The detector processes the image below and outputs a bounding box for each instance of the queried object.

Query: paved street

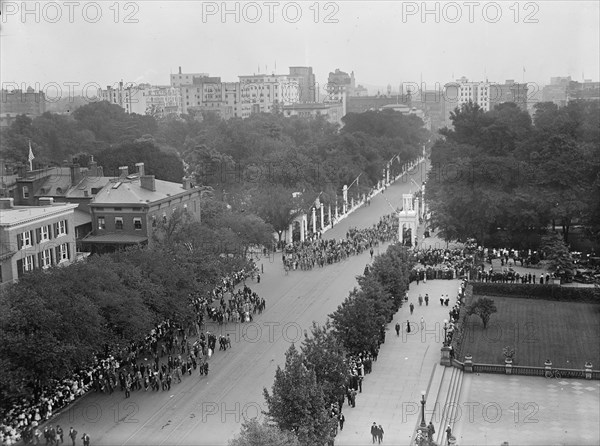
[45,162,429,445]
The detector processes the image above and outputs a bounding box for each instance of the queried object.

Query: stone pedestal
[441,346,452,366]
[505,358,513,374]
[464,355,473,373]
[585,362,593,379]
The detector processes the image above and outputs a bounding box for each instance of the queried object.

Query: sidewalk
[335,278,460,445]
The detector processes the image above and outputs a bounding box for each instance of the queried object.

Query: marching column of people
[282,214,399,272]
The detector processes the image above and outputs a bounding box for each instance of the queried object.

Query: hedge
[471,282,599,303]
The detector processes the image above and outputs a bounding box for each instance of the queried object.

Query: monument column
[300,216,305,241]
[320,204,324,231]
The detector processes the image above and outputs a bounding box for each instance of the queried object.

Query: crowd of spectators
[0,266,263,446]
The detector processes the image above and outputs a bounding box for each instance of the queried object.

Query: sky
[1,0,599,97]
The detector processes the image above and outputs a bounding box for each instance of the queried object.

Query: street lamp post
[443,319,448,346]
[420,390,427,428]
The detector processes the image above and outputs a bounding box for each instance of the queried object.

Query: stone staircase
[411,362,464,445]
[433,365,464,445]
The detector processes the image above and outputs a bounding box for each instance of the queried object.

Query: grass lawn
[458,294,600,368]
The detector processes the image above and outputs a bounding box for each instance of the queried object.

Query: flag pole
[28,140,34,171]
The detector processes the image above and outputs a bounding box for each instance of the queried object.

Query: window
[40,225,49,241]
[98,217,106,230]
[133,218,142,230]
[21,230,33,249]
[115,217,123,230]
[40,249,52,269]
[55,220,67,237]
[24,255,35,272]
[22,186,29,199]
[152,215,157,228]
[57,244,69,263]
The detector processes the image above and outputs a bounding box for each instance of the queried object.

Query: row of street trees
[1,103,428,235]
[0,199,275,411]
[426,100,600,249]
[230,244,413,446]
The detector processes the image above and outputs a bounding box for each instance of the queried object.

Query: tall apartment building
[327,69,356,98]
[99,82,182,117]
[443,77,528,125]
[173,66,315,119]
[0,197,78,286]
[238,73,301,114]
[0,87,47,128]
[170,68,210,87]
[289,67,317,103]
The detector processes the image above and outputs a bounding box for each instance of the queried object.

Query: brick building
[0,198,78,286]
[82,163,201,254]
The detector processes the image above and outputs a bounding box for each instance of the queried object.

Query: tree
[0,268,106,407]
[465,297,497,329]
[229,419,301,446]
[301,322,348,407]
[263,345,335,446]
[541,232,574,278]
[329,293,381,354]
[95,140,184,182]
[219,212,275,256]
[252,186,302,241]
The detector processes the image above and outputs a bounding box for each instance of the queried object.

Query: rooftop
[92,177,194,205]
[0,203,78,227]
[81,233,148,244]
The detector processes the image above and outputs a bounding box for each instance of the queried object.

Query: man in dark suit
[68,428,77,446]
[81,433,90,446]
[370,422,378,443]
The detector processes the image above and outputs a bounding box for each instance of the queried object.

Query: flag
[28,141,35,170]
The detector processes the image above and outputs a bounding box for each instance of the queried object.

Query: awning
[81,233,148,244]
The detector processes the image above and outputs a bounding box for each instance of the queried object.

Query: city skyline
[1,1,599,97]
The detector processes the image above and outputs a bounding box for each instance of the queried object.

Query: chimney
[96,166,104,177]
[70,163,82,185]
[89,157,98,176]
[179,66,182,74]
[140,175,156,191]
[17,164,27,178]
[135,162,145,177]
[39,197,54,206]
[119,166,129,178]
[0,198,14,209]
[182,177,192,190]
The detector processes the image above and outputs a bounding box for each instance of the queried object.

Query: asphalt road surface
[47,161,429,446]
